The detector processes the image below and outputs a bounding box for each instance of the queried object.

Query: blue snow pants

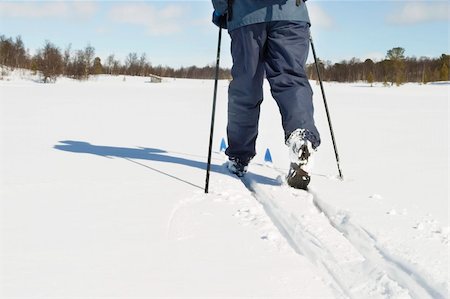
[226,21,321,162]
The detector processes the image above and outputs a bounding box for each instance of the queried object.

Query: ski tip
[264,148,273,163]
[220,138,227,152]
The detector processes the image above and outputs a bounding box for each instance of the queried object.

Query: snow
[0,69,448,298]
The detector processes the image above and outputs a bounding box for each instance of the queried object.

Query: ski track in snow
[240,168,447,299]
[310,189,448,299]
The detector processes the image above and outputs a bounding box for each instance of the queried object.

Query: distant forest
[1,34,449,85]
[308,50,449,86]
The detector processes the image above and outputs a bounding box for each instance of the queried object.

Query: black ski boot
[286,129,314,190]
[227,157,251,177]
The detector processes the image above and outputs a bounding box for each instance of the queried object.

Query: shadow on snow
[54,140,279,189]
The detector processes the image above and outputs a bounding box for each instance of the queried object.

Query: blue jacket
[212,0,311,31]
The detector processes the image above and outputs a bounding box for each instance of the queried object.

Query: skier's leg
[264,21,320,148]
[226,24,267,162]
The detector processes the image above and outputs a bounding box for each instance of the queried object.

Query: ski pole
[309,34,344,180]
[205,25,223,194]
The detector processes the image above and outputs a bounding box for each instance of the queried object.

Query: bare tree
[0,35,14,68]
[63,44,72,76]
[139,53,148,76]
[105,54,115,75]
[71,50,88,79]
[125,52,139,75]
[13,36,28,68]
[34,41,63,83]
[84,44,95,76]
[112,59,122,75]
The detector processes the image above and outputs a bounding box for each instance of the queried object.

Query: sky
[0,0,448,68]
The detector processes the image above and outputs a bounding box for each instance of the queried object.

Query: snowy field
[0,70,448,298]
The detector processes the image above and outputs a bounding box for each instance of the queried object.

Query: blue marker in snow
[264,148,273,163]
[220,138,227,152]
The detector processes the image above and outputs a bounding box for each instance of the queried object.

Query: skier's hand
[212,11,228,29]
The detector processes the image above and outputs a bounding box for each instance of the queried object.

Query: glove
[212,11,228,29]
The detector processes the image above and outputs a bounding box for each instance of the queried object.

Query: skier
[212,0,321,189]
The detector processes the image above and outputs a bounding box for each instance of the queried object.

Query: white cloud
[0,2,67,18]
[108,4,184,36]
[0,2,98,19]
[72,2,98,18]
[308,4,334,29]
[387,2,449,25]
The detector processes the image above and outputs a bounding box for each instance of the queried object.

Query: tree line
[0,35,231,82]
[308,48,449,86]
[1,35,448,85]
